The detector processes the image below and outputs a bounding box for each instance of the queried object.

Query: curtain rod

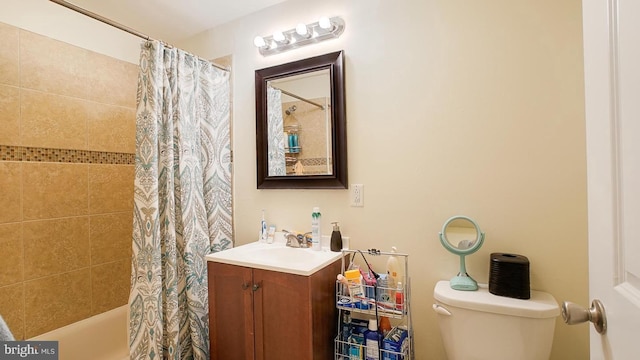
[48,0,229,72]
[272,86,325,110]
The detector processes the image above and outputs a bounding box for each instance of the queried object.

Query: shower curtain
[129,40,232,360]
[267,86,286,176]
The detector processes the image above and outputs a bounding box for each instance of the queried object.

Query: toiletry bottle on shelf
[378,316,392,337]
[386,246,402,290]
[340,310,351,357]
[288,133,294,153]
[260,209,267,242]
[364,319,381,360]
[395,282,404,311]
[330,222,343,252]
[311,207,321,251]
[284,131,290,153]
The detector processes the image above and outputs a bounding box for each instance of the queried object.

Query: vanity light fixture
[253,36,266,48]
[295,23,310,37]
[254,16,345,56]
[272,30,287,43]
[318,16,332,30]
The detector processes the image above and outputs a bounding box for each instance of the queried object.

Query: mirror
[442,218,481,251]
[255,51,346,189]
[439,215,485,291]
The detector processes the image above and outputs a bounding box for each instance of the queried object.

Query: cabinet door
[253,269,312,360]
[208,262,254,360]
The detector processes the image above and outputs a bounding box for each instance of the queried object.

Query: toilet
[433,280,560,360]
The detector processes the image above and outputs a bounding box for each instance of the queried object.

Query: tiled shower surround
[0,21,138,339]
[282,98,331,175]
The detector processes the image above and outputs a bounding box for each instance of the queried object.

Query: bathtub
[30,305,128,360]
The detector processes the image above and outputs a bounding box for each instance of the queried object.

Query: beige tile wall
[283,98,330,175]
[0,21,137,339]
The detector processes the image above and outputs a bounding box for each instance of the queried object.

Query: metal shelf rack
[334,249,413,360]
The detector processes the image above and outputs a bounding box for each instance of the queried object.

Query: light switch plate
[351,184,364,207]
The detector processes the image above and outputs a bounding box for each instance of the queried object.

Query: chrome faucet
[284,231,312,248]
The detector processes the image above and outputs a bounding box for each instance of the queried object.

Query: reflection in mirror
[266,69,332,176]
[256,51,346,189]
[444,218,479,250]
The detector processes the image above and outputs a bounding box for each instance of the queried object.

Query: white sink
[205,236,344,276]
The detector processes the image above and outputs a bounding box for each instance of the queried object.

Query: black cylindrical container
[489,253,530,299]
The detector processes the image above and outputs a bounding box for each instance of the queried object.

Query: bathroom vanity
[206,240,343,360]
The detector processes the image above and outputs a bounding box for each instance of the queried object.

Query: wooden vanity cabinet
[208,258,341,360]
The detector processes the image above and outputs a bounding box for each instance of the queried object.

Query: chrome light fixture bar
[254,16,345,56]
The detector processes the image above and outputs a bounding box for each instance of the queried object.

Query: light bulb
[318,16,332,30]
[273,31,285,42]
[253,36,266,48]
[296,23,308,36]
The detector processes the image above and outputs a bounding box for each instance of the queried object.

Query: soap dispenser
[330,222,343,252]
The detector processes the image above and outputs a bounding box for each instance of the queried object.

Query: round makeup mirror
[439,215,485,291]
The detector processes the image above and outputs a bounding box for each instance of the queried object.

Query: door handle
[561,299,607,334]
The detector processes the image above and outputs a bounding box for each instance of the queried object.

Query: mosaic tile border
[300,158,328,166]
[0,145,134,165]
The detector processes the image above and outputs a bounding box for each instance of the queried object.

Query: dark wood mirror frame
[255,50,347,189]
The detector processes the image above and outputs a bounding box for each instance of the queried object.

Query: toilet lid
[433,280,560,319]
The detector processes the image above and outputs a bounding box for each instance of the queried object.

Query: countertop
[205,234,344,276]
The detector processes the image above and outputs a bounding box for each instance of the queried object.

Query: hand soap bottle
[330,222,343,252]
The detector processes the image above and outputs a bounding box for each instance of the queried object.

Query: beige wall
[0,22,137,339]
[182,0,589,358]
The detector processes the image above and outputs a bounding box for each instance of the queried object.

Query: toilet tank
[433,280,560,360]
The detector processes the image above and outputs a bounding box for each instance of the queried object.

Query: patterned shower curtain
[267,86,286,176]
[129,40,232,360]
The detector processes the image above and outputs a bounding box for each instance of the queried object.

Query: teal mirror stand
[450,254,478,291]
[439,215,485,291]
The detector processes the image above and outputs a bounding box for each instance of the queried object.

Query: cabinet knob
[241,282,250,290]
[252,283,261,291]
